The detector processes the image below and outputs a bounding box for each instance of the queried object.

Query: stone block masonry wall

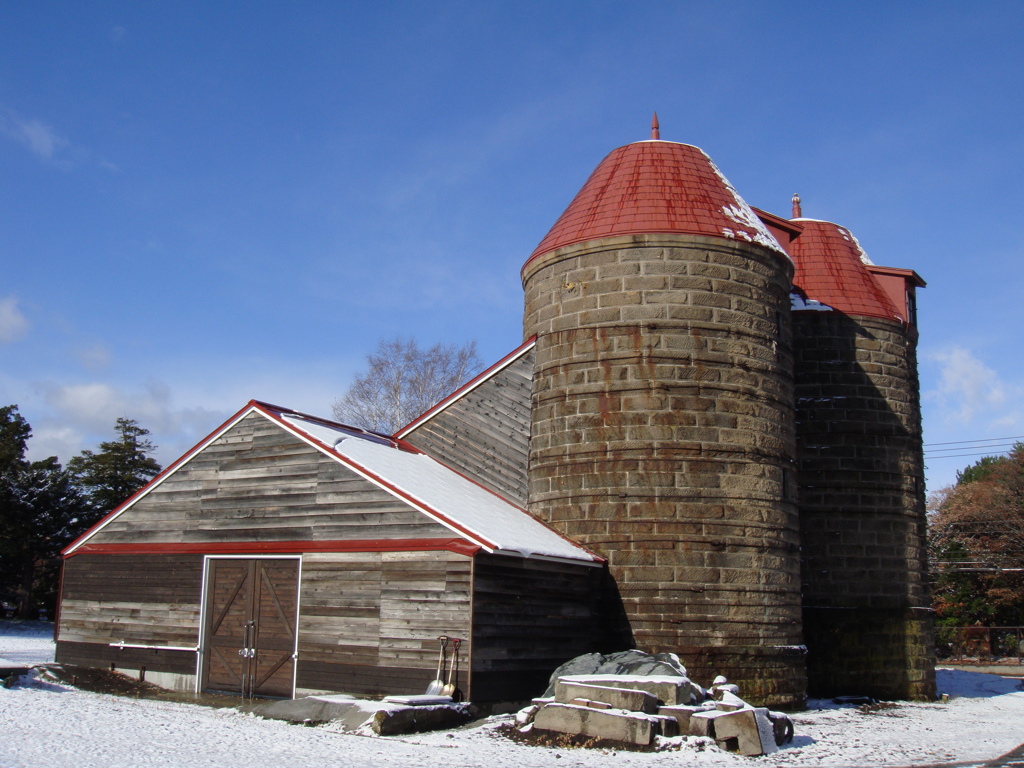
[794,312,935,700]
[522,234,806,708]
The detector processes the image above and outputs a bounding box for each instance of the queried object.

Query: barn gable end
[398,339,534,507]
[74,410,454,550]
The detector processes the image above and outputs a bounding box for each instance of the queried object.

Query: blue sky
[2,1,1022,493]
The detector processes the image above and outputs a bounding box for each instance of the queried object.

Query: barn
[55,394,603,703]
[57,124,935,707]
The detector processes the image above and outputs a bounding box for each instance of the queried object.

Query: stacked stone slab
[790,219,935,700]
[522,140,805,707]
[523,673,782,755]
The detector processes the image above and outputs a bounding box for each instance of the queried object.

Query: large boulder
[542,650,687,697]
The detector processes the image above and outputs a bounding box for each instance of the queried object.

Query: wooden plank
[402,351,533,506]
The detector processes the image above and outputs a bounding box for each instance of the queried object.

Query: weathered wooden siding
[402,350,533,507]
[89,412,452,545]
[56,554,203,675]
[470,553,601,702]
[295,551,472,697]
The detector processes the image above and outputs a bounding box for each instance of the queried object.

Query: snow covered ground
[2,620,1022,768]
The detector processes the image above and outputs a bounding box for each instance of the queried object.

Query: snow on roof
[792,217,873,264]
[524,140,787,270]
[272,408,600,565]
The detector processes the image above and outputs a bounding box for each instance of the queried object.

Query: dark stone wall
[522,234,805,708]
[793,311,935,700]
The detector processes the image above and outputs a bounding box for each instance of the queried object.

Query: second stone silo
[789,215,935,700]
[522,137,805,707]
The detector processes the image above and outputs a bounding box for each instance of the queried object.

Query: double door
[202,558,299,698]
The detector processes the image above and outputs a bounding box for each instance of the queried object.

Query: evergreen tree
[0,405,91,618]
[68,417,162,518]
[0,405,31,471]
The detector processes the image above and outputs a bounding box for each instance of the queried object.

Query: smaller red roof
[790,219,901,320]
[524,141,785,271]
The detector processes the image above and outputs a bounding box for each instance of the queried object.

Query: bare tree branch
[332,338,482,434]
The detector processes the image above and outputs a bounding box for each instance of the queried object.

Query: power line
[925,450,1016,460]
[927,442,1020,455]
[924,435,1024,447]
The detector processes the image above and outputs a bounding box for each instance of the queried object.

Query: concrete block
[711,707,778,756]
[533,703,660,746]
[658,704,702,731]
[516,705,540,727]
[569,697,613,710]
[711,683,740,698]
[689,709,731,738]
[557,674,692,705]
[715,691,747,711]
[555,681,659,713]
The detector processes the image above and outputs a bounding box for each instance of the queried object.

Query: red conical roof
[790,219,902,320]
[524,141,785,270]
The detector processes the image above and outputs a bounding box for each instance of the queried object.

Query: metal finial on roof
[651,112,660,140]
[792,193,802,218]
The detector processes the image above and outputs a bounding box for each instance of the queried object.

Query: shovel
[441,638,461,698]
[426,635,449,695]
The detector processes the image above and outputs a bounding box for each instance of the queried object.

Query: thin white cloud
[1,110,69,162]
[22,379,229,467]
[925,346,1018,425]
[75,343,113,371]
[7,353,361,469]
[0,296,29,342]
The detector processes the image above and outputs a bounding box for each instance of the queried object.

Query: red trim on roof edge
[66,538,481,559]
[865,265,927,288]
[62,401,260,556]
[394,336,537,439]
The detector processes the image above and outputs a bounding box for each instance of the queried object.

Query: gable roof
[524,140,787,271]
[65,400,600,565]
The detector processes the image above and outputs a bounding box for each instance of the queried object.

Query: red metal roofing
[524,141,784,270]
[790,219,902,320]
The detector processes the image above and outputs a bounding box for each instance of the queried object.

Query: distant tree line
[0,406,161,620]
[929,442,1024,626]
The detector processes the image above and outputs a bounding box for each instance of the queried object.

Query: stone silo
[789,212,934,700]
[521,135,806,707]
